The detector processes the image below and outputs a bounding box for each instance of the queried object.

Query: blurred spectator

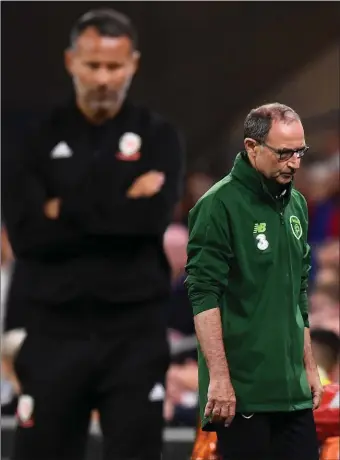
[309,237,339,336]
[186,172,215,204]
[294,114,339,290]
[309,287,339,336]
[313,383,340,460]
[175,172,215,224]
[310,315,340,337]
[164,359,198,426]
[314,268,339,290]
[163,223,199,426]
[311,329,340,384]
[310,285,339,312]
[1,225,14,328]
[307,117,339,200]
[315,239,339,271]
[163,223,189,282]
[1,225,18,414]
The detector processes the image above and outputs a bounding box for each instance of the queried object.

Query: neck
[76,97,122,125]
[246,152,287,197]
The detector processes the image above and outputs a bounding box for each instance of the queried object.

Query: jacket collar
[231,151,292,207]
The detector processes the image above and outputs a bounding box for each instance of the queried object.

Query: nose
[288,153,301,169]
[95,68,111,86]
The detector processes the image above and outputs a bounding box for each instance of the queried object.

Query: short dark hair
[311,328,340,365]
[244,103,300,143]
[70,9,138,50]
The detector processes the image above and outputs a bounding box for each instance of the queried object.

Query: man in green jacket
[186,103,322,460]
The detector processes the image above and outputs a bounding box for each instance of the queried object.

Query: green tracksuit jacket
[186,151,313,430]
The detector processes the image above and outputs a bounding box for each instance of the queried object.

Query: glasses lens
[279,147,307,161]
[279,151,294,161]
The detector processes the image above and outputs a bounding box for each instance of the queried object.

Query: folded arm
[59,122,185,236]
[2,134,80,258]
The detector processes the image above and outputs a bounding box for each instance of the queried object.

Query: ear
[244,138,259,159]
[64,48,74,76]
[131,50,141,75]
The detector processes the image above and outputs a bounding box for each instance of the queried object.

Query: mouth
[280,173,294,179]
[90,89,117,100]
[95,92,110,101]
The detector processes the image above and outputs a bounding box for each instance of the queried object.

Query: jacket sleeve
[1,131,81,259]
[60,122,185,236]
[185,196,232,316]
[299,195,311,328]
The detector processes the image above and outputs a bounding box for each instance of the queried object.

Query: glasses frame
[258,141,309,162]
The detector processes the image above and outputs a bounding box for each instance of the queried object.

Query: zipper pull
[280,212,284,224]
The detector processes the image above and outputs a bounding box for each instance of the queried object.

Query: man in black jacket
[2,9,184,460]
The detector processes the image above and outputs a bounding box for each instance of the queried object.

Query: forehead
[74,27,133,60]
[267,119,305,148]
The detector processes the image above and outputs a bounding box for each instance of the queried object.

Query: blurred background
[1,2,339,459]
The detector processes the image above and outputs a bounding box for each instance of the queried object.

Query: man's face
[245,120,306,184]
[311,341,334,374]
[65,27,139,117]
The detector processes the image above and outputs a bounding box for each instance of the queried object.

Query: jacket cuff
[191,294,219,316]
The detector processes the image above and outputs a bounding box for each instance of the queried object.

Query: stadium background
[1,2,339,459]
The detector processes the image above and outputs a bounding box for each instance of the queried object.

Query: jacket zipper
[261,186,293,409]
[279,201,293,409]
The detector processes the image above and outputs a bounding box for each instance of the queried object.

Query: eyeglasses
[259,141,309,162]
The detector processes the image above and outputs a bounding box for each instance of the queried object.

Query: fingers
[312,384,324,410]
[211,402,222,421]
[313,391,322,410]
[152,172,165,189]
[220,404,229,419]
[126,187,140,198]
[204,399,214,418]
[204,399,236,426]
[44,198,61,219]
[127,171,165,198]
[225,399,236,426]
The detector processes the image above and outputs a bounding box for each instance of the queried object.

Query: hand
[307,369,324,410]
[167,361,198,392]
[127,171,165,198]
[205,376,236,427]
[163,398,175,422]
[44,198,61,219]
[166,368,185,404]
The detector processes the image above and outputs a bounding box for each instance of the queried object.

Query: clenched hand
[307,369,324,410]
[205,376,236,427]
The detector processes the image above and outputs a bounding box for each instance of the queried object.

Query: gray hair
[244,102,300,143]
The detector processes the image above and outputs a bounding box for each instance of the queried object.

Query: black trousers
[12,300,169,460]
[216,410,319,460]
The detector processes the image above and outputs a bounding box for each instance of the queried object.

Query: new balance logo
[253,222,266,234]
[50,142,73,159]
